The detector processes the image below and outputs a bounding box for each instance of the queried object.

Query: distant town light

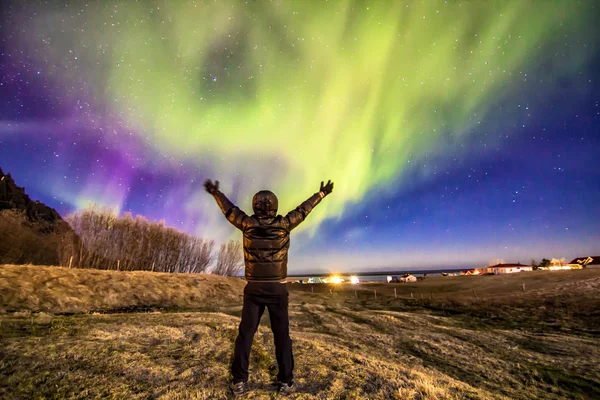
[330,275,343,284]
[386,275,392,283]
[350,276,360,284]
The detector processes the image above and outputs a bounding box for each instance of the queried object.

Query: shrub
[0,209,73,265]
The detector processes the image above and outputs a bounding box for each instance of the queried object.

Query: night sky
[1,1,599,273]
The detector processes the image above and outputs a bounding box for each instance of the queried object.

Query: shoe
[229,380,248,397]
[277,380,294,396]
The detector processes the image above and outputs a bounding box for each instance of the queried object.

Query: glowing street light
[330,275,343,284]
[350,276,360,284]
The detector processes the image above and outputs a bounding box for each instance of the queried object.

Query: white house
[486,263,532,274]
[400,274,417,282]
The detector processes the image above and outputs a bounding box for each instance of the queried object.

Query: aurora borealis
[1,1,599,272]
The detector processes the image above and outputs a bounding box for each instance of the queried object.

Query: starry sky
[1,1,599,273]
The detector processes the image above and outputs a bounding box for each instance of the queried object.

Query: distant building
[460,269,482,276]
[549,258,567,267]
[536,257,585,271]
[486,263,532,274]
[539,258,575,271]
[568,256,600,269]
[400,274,417,282]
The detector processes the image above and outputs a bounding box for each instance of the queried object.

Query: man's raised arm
[204,179,247,230]
[285,180,334,231]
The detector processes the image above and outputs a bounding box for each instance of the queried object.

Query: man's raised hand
[204,179,219,195]
[320,180,334,196]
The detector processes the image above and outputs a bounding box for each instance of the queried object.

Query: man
[204,179,334,397]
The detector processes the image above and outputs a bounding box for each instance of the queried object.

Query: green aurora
[14,0,594,236]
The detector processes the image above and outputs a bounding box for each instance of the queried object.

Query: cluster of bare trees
[62,205,243,275]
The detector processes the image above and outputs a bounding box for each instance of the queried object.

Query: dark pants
[231,285,294,384]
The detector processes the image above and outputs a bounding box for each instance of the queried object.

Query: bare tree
[212,240,244,277]
[2,204,218,273]
[64,205,215,273]
[180,237,215,273]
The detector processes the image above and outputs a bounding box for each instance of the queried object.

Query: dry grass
[0,310,496,399]
[0,265,245,313]
[0,265,599,399]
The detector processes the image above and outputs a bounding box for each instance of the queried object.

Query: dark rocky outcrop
[0,167,62,226]
[0,167,78,265]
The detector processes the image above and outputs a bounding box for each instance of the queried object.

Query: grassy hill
[0,265,245,313]
[1,265,599,399]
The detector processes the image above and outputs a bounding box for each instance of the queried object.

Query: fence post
[522,283,526,292]
[394,288,397,298]
[411,292,413,299]
[151,262,155,272]
[354,290,357,299]
[421,293,424,299]
[68,256,73,269]
[374,290,377,299]
[117,259,120,271]
[329,288,332,295]
[311,285,314,293]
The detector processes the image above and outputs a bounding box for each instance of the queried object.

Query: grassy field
[288,269,600,299]
[1,265,599,399]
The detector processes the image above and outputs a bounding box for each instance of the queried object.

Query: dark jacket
[212,190,323,282]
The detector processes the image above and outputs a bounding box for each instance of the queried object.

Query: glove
[204,179,220,195]
[320,180,334,196]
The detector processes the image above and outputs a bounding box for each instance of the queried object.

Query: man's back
[242,214,292,282]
